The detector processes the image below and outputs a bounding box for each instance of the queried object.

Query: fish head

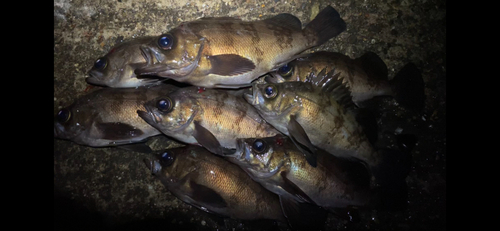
[143,147,196,185]
[137,89,199,135]
[54,103,95,143]
[230,136,287,179]
[267,61,302,84]
[86,37,156,88]
[135,27,205,78]
[245,82,300,123]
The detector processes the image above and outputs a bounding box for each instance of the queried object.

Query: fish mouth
[143,157,162,175]
[265,72,282,84]
[244,82,265,106]
[85,71,106,86]
[137,105,162,125]
[135,38,205,78]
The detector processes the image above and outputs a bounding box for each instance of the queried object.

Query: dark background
[54,0,446,230]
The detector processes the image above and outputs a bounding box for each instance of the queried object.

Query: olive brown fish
[135,6,346,88]
[137,86,279,155]
[144,145,286,221]
[86,36,162,88]
[54,84,178,150]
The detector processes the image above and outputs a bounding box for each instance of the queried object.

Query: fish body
[137,86,279,155]
[135,6,346,88]
[54,84,177,147]
[86,36,161,88]
[144,145,285,221]
[228,135,371,209]
[267,51,425,110]
[245,80,379,169]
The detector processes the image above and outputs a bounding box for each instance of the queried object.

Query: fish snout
[143,158,162,174]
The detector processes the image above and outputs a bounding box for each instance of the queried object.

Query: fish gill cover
[55,0,446,230]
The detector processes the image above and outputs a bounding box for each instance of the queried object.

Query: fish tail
[390,62,425,112]
[304,5,346,47]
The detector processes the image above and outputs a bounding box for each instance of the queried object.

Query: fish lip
[85,71,108,86]
[143,157,162,175]
[137,105,162,125]
[136,38,205,78]
[244,83,262,106]
[227,139,246,159]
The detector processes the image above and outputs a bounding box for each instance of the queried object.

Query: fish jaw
[143,157,162,175]
[137,104,162,126]
[135,38,205,80]
[85,70,108,87]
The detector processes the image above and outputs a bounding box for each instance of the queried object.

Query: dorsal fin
[264,13,302,30]
[354,52,388,81]
[306,68,356,111]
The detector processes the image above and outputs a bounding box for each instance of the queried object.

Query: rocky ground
[54,0,446,230]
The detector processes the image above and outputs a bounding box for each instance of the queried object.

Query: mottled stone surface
[54,0,445,230]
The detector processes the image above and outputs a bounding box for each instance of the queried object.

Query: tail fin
[304,5,346,47]
[390,63,425,112]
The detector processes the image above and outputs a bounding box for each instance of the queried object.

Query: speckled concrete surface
[54,0,446,230]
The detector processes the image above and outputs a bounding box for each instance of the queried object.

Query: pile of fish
[55,5,424,230]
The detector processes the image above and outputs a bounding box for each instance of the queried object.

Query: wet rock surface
[54,0,446,230]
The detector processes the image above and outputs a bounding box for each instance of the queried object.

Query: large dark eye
[277,64,293,77]
[93,57,107,70]
[157,34,174,50]
[156,98,173,113]
[56,108,71,123]
[264,84,277,99]
[252,139,268,154]
[160,151,175,167]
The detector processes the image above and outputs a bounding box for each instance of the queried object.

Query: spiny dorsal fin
[306,68,356,111]
[354,51,388,81]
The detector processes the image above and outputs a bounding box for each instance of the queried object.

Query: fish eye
[252,139,268,154]
[93,57,107,70]
[160,151,175,166]
[157,33,174,50]
[156,98,173,113]
[277,64,293,77]
[263,84,278,99]
[56,108,71,123]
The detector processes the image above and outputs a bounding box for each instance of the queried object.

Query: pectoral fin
[208,54,256,76]
[192,121,224,155]
[188,180,228,208]
[286,115,317,167]
[280,171,314,203]
[95,122,144,140]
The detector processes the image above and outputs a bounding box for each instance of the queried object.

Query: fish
[143,145,286,222]
[137,86,279,155]
[245,80,411,186]
[86,36,164,88]
[227,136,371,212]
[54,84,178,152]
[134,6,346,88]
[267,51,425,111]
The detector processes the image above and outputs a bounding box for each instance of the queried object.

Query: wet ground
[54,0,446,230]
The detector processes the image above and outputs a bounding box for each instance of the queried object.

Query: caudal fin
[304,5,347,47]
[391,63,425,112]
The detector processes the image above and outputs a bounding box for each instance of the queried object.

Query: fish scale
[135,6,347,88]
[138,86,279,152]
[144,145,285,221]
